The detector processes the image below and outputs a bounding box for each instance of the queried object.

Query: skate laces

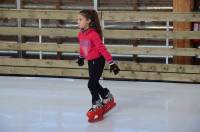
[102,92,113,104]
[89,100,103,111]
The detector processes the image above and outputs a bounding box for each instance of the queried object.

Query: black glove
[76,57,84,66]
[110,63,120,75]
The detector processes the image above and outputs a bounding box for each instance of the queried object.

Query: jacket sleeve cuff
[108,60,114,65]
[79,56,84,59]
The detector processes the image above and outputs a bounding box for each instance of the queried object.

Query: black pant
[88,56,109,105]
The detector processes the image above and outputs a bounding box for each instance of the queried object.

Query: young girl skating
[76,9,120,122]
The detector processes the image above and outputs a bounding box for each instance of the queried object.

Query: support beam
[173,0,194,64]
[55,0,64,60]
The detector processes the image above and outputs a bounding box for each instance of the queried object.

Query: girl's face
[77,14,91,30]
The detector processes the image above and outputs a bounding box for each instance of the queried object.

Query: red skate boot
[87,100,104,122]
[102,92,116,114]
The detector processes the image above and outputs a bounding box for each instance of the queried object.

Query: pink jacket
[78,28,113,63]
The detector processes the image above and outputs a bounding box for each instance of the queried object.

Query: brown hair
[80,9,103,39]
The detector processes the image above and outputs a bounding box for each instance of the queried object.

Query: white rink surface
[0,76,200,132]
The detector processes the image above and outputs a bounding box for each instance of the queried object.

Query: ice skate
[87,100,104,122]
[102,92,116,114]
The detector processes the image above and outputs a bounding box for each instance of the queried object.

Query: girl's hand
[110,63,120,75]
[76,57,84,66]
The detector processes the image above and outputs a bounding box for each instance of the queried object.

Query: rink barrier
[0,58,199,83]
[0,9,200,21]
[0,42,199,56]
[0,27,200,39]
[0,9,200,82]
[0,66,199,82]
[0,58,199,74]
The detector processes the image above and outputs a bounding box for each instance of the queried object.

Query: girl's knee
[88,79,98,88]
